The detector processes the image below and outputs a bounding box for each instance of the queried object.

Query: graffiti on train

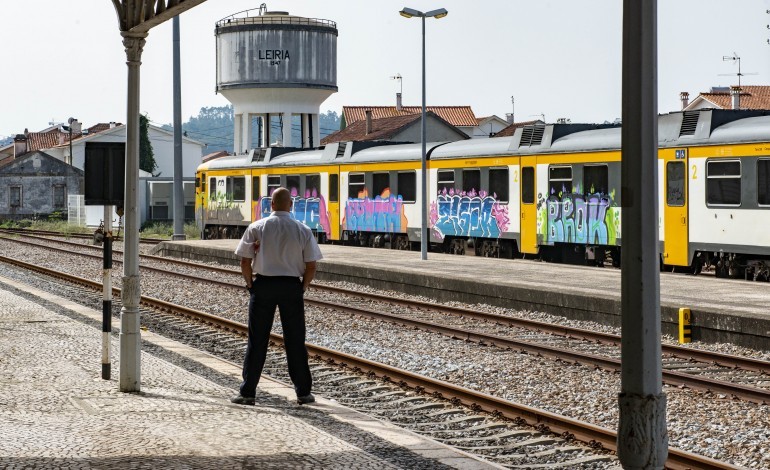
[430,188,510,239]
[257,187,331,235]
[343,190,408,232]
[538,187,619,245]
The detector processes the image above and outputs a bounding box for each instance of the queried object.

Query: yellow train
[196,109,770,280]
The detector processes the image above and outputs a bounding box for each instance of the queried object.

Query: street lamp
[399,6,447,261]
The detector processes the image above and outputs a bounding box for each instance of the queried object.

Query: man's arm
[302,261,317,292]
[241,257,254,288]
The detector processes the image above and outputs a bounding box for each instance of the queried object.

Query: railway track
[0,227,164,245]
[0,254,736,470]
[3,232,769,405]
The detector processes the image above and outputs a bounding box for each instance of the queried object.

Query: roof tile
[343,106,478,127]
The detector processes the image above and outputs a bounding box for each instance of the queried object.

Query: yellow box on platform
[678,308,692,344]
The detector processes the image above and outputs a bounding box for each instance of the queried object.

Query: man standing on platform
[231,187,323,405]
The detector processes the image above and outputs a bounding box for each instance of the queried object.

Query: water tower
[216,5,338,153]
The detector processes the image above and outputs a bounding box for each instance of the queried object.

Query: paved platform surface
[155,240,770,350]
[0,275,500,469]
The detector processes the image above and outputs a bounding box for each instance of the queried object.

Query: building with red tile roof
[321,111,468,145]
[493,119,545,137]
[682,86,770,111]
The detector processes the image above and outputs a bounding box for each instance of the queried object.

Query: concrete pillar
[234,114,242,154]
[282,112,292,147]
[119,30,147,393]
[618,0,667,468]
[311,114,320,149]
[301,113,310,148]
[245,113,253,152]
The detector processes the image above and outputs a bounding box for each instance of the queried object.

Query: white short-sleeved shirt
[234,211,323,277]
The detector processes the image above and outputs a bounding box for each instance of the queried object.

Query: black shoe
[230,395,255,405]
[297,393,315,405]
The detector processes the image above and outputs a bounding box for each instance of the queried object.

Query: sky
[2,0,770,140]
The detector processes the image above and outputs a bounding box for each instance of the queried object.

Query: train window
[306,174,321,198]
[252,176,260,200]
[522,167,535,204]
[286,175,300,195]
[706,160,741,206]
[549,166,572,196]
[666,162,685,206]
[372,173,390,198]
[208,177,216,200]
[195,177,200,189]
[758,159,770,206]
[201,174,206,194]
[489,168,509,203]
[229,177,246,202]
[398,171,416,202]
[463,169,481,194]
[267,175,281,196]
[437,170,454,193]
[583,165,608,195]
[349,173,365,199]
[329,174,339,202]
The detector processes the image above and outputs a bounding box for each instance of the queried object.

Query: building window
[252,176,260,201]
[329,174,339,202]
[10,186,21,207]
[372,172,389,198]
[549,166,572,196]
[706,160,741,206]
[489,168,509,202]
[583,165,608,195]
[306,174,321,198]
[348,173,365,199]
[758,159,770,206]
[397,171,416,202]
[267,175,281,196]
[437,170,454,193]
[666,161,685,206]
[53,185,66,208]
[521,167,535,204]
[462,169,480,194]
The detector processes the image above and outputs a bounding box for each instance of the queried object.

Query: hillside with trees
[167,105,341,155]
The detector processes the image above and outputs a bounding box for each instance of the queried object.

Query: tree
[140,114,158,175]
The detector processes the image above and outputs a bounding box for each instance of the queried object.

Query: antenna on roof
[719,53,757,87]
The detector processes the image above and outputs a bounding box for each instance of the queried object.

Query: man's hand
[254,240,261,253]
[240,257,253,289]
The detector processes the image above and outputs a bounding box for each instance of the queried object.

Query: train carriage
[195,109,770,280]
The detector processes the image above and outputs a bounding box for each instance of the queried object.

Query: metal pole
[420,15,428,261]
[102,205,112,380]
[618,0,667,468]
[119,31,147,392]
[172,16,186,241]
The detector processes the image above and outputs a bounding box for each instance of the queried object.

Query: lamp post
[399,6,448,261]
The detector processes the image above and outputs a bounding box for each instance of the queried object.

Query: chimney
[730,86,741,110]
[109,121,116,128]
[13,134,27,157]
[680,91,689,110]
[365,110,373,135]
[396,93,403,112]
[505,113,514,124]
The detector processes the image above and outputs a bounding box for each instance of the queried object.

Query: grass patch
[139,222,200,240]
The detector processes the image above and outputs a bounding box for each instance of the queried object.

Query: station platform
[155,240,770,350]
[0,275,499,469]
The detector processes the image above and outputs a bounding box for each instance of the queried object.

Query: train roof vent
[252,148,268,162]
[335,142,347,158]
[679,111,700,137]
[519,125,545,147]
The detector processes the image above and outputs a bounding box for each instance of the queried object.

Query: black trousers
[239,275,312,398]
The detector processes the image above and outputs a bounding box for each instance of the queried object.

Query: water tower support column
[301,114,310,148]
[244,113,254,152]
[234,114,243,154]
[282,112,293,147]
[311,114,320,148]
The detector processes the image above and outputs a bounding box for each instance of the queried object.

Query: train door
[327,170,340,240]
[520,157,538,254]
[663,149,689,266]
[207,175,218,220]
